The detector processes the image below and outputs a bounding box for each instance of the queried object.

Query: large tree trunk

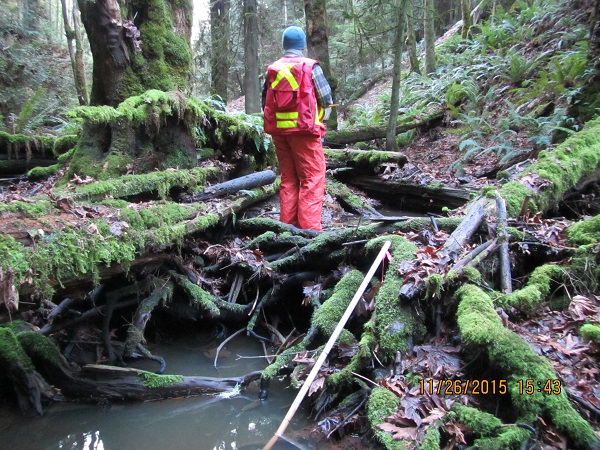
[77,0,192,107]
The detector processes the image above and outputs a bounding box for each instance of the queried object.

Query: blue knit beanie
[282,26,306,50]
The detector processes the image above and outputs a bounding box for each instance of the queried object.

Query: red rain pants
[272,134,325,231]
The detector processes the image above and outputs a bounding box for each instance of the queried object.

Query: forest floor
[226,86,600,448]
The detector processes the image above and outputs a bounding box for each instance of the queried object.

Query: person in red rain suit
[262,26,333,231]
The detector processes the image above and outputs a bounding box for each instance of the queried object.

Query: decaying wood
[324,108,444,146]
[495,192,512,294]
[341,173,475,212]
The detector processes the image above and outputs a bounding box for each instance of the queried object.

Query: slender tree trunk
[461,0,472,39]
[72,2,89,105]
[591,0,600,67]
[244,0,260,113]
[424,0,437,74]
[61,0,88,106]
[386,0,408,152]
[211,0,231,102]
[406,0,420,74]
[304,0,338,130]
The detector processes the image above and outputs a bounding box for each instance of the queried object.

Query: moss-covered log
[324,108,444,146]
[455,284,596,449]
[0,328,262,407]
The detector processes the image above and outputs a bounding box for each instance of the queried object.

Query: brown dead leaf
[376,422,418,441]
[443,421,467,444]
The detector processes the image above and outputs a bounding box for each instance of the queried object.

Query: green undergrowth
[455,284,596,448]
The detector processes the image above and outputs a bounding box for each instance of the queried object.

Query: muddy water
[0,331,313,450]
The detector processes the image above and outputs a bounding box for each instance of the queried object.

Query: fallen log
[324,148,407,171]
[338,172,474,212]
[324,108,444,146]
[185,169,277,202]
[7,328,263,407]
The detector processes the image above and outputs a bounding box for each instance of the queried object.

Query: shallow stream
[0,331,312,450]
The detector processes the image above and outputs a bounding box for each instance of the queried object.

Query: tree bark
[406,0,421,75]
[460,0,471,39]
[305,0,338,130]
[61,0,88,106]
[424,0,437,74]
[211,0,231,102]
[244,0,260,113]
[77,0,192,107]
[385,0,408,152]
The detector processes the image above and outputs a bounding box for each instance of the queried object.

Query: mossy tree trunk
[77,0,192,107]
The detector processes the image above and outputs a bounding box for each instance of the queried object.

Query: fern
[16,88,46,134]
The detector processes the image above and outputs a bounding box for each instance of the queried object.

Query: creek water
[0,330,313,450]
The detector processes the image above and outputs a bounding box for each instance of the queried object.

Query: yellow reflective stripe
[276,120,298,128]
[276,112,299,119]
[315,105,324,127]
[271,63,299,90]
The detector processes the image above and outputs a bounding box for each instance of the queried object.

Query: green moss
[62,167,215,201]
[27,164,62,180]
[499,181,537,218]
[420,426,441,450]
[311,270,364,339]
[369,236,419,359]
[566,214,600,246]
[53,134,78,156]
[580,323,600,344]
[425,273,444,299]
[18,331,64,369]
[455,284,596,448]
[367,387,404,449]
[170,272,220,317]
[262,343,303,380]
[499,117,600,217]
[499,264,564,314]
[138,370,184,388]
[450,404,502,436]
[0,199,52,216]
[0,328,35,370]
